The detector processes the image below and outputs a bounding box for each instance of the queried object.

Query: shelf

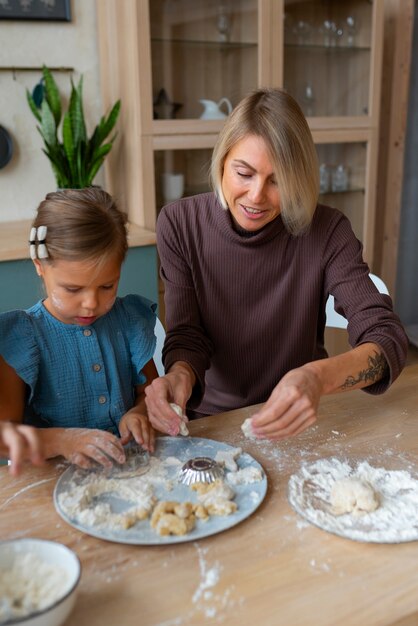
[151,38,257,50]
[0,220,156,263]
[284,43,371,53]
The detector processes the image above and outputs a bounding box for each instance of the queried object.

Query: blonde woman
[145,88,407,440]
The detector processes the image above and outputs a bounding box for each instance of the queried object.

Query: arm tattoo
[340,351,389,390]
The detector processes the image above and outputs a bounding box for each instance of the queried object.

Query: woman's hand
[119,410,155,453]
[250,365,322,440]
[0,422,44,476]
[42,428,126,470]
[145,362,195,435]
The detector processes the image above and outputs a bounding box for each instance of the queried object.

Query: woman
[145,88,408,441]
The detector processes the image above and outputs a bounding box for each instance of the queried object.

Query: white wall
[0,0,104,223]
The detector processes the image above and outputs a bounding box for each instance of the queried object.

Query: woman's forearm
[303,342,388,396]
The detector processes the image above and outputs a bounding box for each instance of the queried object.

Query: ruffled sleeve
[119,295,157,385]
[0,310,40,402]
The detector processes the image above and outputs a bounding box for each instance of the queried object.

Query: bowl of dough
[0,538,81,626]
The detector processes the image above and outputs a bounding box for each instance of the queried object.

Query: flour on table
[0,553,69,621]
[330,477,379,516]
[288,457,418,542]
[170,403,189,436]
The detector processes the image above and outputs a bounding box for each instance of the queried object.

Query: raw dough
[214,447,242,472]
[330,477,380,516]
[150,500,196,536]
[241,418,256,439]
[191,479,237,516]
[226,466,264,486]
[170,403,189,436]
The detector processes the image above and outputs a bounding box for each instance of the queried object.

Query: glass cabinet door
[316,141,367,243]
[149,0,258,120]
[283,0,373,117]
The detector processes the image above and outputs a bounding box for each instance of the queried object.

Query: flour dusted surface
[288,457,418,542]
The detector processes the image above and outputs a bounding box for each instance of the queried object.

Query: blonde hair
[32,187,128,265]
[210,88,319,235]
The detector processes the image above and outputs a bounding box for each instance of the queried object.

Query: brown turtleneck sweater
[157,192,408,417]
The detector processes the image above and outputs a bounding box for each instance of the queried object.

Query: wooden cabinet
[97,0,383,267]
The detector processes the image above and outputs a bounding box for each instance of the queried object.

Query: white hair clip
[29,225,49,260]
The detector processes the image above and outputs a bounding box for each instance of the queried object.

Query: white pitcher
[199,97,232,120]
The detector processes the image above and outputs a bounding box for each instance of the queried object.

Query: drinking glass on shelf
[319,163,331,194]
[318,20,342,47]
[302,83,315,117]
[292,20,312,46]
[217,3,232,43]
[345,16,358,47]
[331,164,349,192]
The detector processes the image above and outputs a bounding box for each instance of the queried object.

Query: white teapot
[199,97,232,120]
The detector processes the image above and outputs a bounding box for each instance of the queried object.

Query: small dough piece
[215,447,242,472]
[330,477,380,516]
[155,513,196,536]
[192,504,210,521]
[169,402,189,436]
[150,500,196,536]
[191,479,237,517]
[241,417,256,439]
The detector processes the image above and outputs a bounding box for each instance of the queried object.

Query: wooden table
[2,365,418,626]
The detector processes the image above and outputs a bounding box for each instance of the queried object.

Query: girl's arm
[118,359,158,452]
[0,355,26,422]
[0,356,125,469]
[0,422,44,475]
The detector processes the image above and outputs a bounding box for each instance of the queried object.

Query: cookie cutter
[107,441,150,479]
[178,457,224,485]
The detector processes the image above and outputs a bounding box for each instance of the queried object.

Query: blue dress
[0,295,157,434]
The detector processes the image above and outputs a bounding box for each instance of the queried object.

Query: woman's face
[221,134,281,232]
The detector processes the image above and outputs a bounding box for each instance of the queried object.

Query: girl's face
[34,255,122,325]
[221,134,281,232]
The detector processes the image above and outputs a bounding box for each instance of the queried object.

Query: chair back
[325,273,389,329]
[153,317,166,376]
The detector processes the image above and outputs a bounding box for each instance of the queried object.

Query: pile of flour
[288,457,418,542]
[0,553,69,620]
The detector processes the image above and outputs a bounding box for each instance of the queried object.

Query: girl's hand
[55,428,126,470]
[119,411,155,453]
[250,365,322,441]
[145,362,194,435]
[0,422,44,476]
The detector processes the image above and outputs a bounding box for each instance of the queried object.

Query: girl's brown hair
[32,187,128,265]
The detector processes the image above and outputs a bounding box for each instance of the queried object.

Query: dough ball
[330,477,380,516]
[241,417,256,439]
[169,402,189,436]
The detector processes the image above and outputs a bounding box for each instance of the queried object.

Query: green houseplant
[26,65,121,189]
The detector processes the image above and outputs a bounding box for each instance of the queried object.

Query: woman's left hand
[250,365,322,440]
[119,410,155,453]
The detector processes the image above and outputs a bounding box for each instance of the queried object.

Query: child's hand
[0,422,44,476]
[58,428,126,470]
[119,411,155,453]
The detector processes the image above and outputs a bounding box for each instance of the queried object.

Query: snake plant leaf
[26,89,42,123]
[40,99,58,147]
[91,100,121,149]
[86,143,113,186]
[68,76,87,148]
[42,66,62,127]
[62,112,76,182]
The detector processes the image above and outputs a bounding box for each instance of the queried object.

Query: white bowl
[0,538,81,626]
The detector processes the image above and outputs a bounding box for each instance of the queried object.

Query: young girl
[0,187,158,469]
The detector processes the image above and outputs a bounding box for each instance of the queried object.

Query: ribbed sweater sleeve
[157,193,408,415]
